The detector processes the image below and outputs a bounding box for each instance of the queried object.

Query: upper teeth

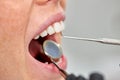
[34,21,65,39]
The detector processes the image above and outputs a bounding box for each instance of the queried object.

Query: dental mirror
[43,40,63,62]
[43,40,68,79]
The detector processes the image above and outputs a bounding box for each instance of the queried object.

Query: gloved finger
[76,75,86,80]
[66,74,76,80]
[89,72,104,80]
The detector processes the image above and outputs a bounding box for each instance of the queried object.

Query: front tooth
[60,21,65,31]
[53,22,62,33]
[40,30,48,37]
[34,35,39,39]
[47,26,55,35]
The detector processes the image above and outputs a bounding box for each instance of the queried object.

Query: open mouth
[29,21,65,64]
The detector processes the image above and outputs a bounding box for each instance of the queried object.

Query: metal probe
[51,60,68,79]
[63,36,120,45]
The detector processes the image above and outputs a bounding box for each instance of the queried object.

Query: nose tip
[60,0,66,10]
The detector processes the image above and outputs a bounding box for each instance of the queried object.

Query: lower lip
[26,51,67,75]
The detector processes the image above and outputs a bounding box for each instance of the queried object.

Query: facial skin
[0,0,66,80]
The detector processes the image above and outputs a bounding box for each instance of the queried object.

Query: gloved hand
[89,73,104,80]
[66,74,86,80]
[66,73,104,80]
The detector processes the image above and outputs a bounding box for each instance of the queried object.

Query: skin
[0,0,66,80]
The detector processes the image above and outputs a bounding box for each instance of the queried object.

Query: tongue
[29,39,43,58]
[29,39,52,63]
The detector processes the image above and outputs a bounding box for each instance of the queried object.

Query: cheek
[0,1,33,38]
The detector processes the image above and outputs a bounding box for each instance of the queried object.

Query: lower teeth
[45,62,49,64]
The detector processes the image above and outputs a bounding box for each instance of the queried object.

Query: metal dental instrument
[43,40,68,79]
[63,36,120,45]
[43,40,63,61]
[42,36,120,79]
[51,60,68,79]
